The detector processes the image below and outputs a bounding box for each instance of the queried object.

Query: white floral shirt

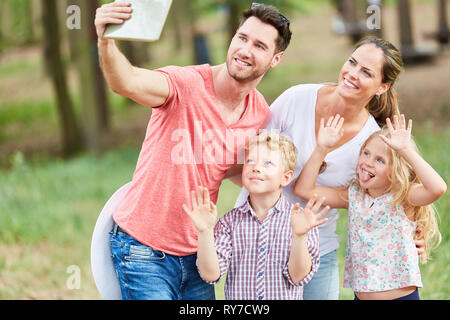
[343,183,423,292]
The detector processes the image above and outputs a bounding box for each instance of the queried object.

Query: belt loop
[111,223,119,235]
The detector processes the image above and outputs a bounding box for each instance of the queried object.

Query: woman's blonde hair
[246,133,298,172]
[355,128,442,263]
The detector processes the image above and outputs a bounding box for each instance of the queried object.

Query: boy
[183,133,329,299]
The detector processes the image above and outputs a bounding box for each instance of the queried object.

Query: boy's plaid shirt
[208,195,320,300]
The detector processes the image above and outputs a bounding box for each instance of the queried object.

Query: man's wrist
[98,37,114,48]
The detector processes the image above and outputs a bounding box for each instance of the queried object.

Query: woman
[233,37,423,299]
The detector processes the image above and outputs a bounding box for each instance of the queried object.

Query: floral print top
[343,183,423,292]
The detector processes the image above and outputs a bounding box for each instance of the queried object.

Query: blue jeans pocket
[125,244,166,262]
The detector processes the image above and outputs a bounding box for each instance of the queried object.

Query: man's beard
[226,57,272,83]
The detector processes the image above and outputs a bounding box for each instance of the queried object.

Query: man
[95,1,292,300]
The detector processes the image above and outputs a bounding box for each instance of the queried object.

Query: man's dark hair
[239,3,292,53]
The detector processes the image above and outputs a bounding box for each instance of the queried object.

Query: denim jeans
[109,225,215,300]
[302,250,340,300]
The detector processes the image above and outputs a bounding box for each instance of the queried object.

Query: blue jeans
[303,250,340,300]
[109,225,215,300]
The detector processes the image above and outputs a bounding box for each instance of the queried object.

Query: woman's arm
[294,115,349,209]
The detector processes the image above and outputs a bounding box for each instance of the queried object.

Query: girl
[294,114,446,300]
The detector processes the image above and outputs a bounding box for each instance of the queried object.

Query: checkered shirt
[210,195,320,300]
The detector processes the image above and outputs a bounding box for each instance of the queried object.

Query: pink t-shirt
[113,64,270,256]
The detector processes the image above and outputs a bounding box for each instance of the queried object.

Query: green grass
[0,124,447,299]
[0,55,41,79]
[0,148,139,245]
[0,99,55,127]
[0,147,140,299]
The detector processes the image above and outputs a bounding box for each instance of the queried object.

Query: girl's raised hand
[380,114,413,153]
[318,115,345,151]
[183,186,218,233]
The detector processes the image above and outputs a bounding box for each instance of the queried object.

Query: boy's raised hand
[318,115,345,151]
[379,114,413,154]
[291,195,329,237]
[183,186,218,233]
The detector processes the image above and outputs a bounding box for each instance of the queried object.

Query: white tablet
[104,0,173,42]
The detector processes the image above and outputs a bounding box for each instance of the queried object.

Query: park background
[0,0,448,299]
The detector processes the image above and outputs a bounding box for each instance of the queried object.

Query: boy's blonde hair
[355,128,442,263]
[245,133,298,172]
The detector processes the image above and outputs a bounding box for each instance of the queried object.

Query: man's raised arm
[95,1,169,108]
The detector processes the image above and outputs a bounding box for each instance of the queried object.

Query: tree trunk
[30,0,43,43]
[185,0,211,65]
[71,0,110,152]
[398,0,414,51]
[25,0,35,44]
[437,0,449,44]
[66,0,79,62]
[0,0,11,51]
[41,0,82,157]
[227,1,243,46]
[170,0,183,51]
[342,0,364,43]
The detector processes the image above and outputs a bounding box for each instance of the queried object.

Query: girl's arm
[182,187,220,282]
[380,115,447,207]
[294,115,349,209]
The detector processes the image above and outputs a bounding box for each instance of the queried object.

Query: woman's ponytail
[367,87,401,127]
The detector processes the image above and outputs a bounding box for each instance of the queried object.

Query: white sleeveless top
[235,84,380,256]
[344,183,422,292]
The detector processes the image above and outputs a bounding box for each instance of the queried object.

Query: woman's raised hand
[317,114,345,151]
